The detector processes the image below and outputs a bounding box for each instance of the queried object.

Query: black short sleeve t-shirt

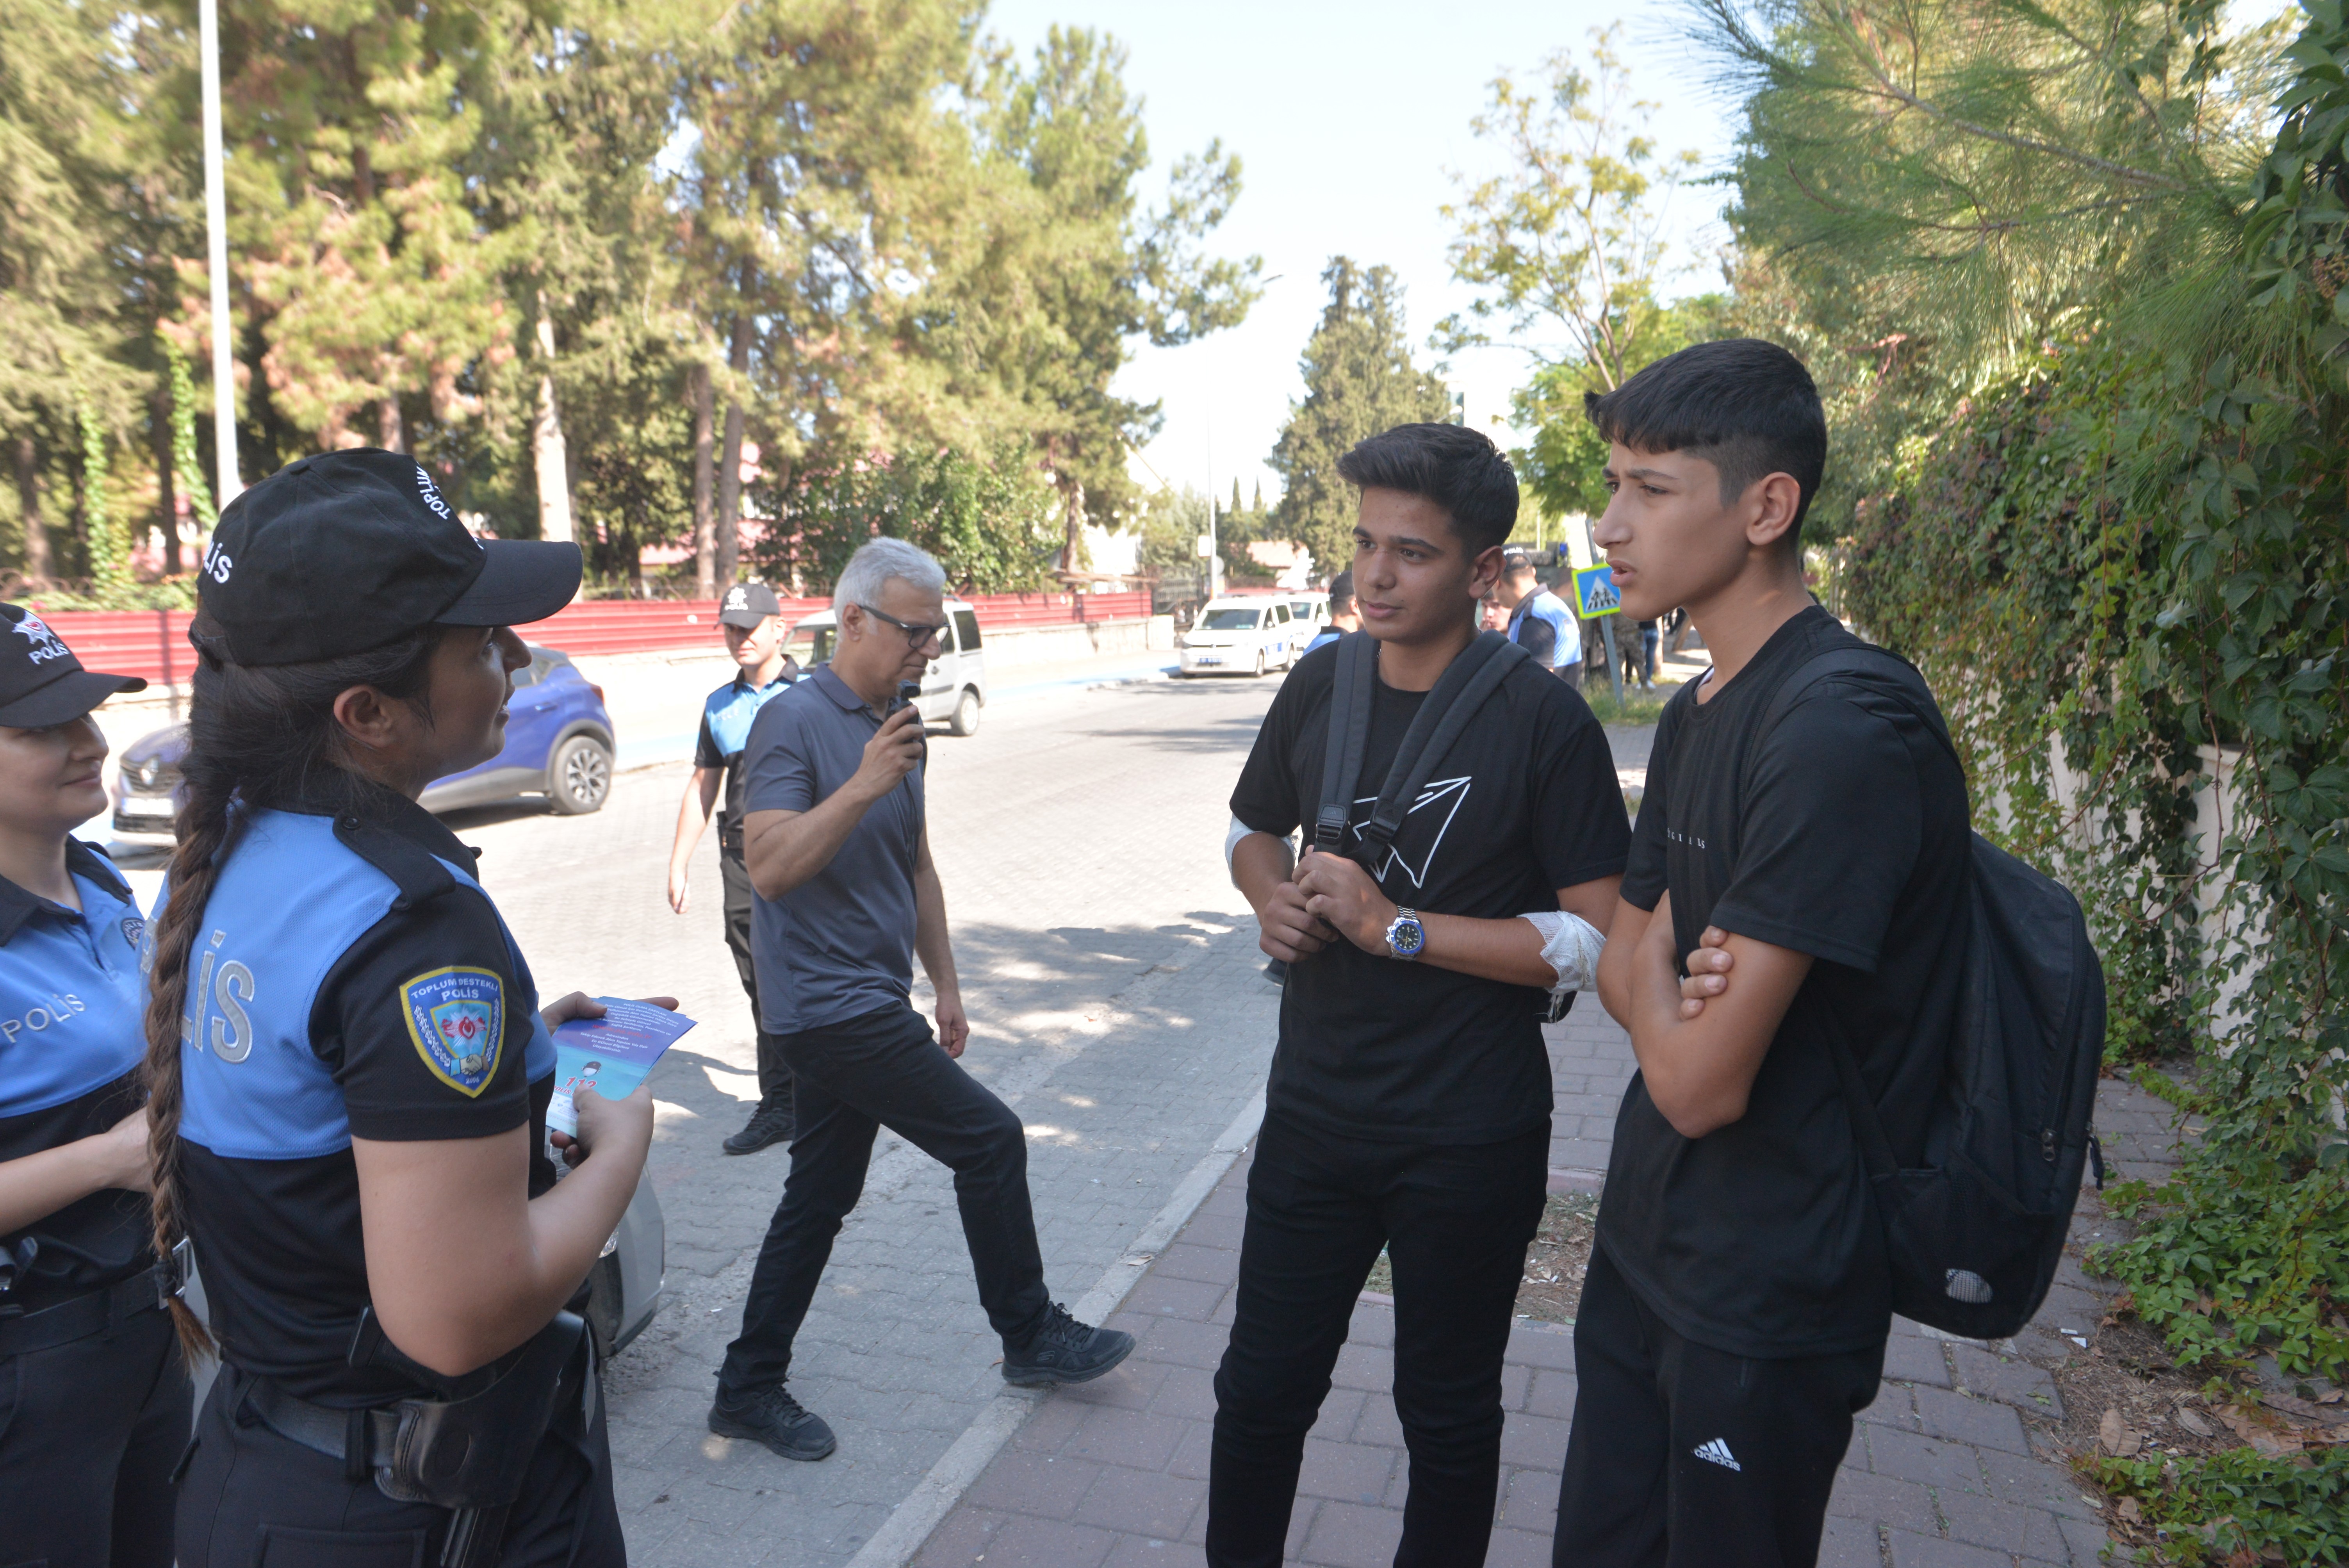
[1600,605,1971,1358]
[1230,638,1631,1143]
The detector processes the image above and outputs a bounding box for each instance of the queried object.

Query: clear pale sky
[978,0,1743,509]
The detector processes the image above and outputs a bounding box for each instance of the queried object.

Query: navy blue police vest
[157,811,553,1160]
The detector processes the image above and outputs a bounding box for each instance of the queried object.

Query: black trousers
[719,844,794,1112]
[0,1303,188,1568]
[716,1001,1050,1392]
[1551,1247,1884,1568]
[1207,1112,1547,1568]
[175,1363,623,1568]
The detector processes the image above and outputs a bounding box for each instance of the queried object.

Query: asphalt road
[451,665,1292,1566]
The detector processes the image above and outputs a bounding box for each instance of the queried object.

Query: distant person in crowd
[711,538,1133,1463]
[0,604,185,1568]
[1303,571,1359,654]
[1558,339,1968,1567]
[1638,617,1661,691]
[1219,424,1629,1567]
[667,580,800,1155]
[1480,595,1510,632]
[1494,547,1584,687]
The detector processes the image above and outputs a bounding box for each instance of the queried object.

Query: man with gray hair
[708,538,1133,1462]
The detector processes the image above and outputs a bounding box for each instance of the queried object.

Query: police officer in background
[0,603,185,1568]
[150,451,655,1566]
[667,580,798,1155]
[1493,547,1585,686]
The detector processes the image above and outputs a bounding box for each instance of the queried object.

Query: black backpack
[1759,647,2107,1340]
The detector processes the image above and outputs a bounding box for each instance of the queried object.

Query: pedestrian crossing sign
[1574,565,1622,618]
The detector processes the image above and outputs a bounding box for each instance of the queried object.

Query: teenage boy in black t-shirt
[1554,340,1970,1568]
[1218,424,1631,1568]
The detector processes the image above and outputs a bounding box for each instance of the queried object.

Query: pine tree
[1267,258,1452,570]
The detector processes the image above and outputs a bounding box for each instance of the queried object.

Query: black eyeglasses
[858,604,950,649]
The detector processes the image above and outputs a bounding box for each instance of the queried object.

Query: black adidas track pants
[1552,1247,1885,1568]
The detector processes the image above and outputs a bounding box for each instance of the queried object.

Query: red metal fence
[28,590,1156,684]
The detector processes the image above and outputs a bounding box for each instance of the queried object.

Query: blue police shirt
[1508,589,1582,670]
[1304,628,1342,656]
[694,668,795,846]
[159,786,558,1404]
[741,665,924,1034]
[0,841,153,1309]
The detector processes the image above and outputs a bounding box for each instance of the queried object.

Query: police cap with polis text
[198,448,583,666]
[0,601,146,727]
[718,581,782,629]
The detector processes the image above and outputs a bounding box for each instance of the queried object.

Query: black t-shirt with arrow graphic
[1230,639,1630,1144]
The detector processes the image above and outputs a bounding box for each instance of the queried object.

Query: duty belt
[0,1262,174,1357]
[245,1310,596,1568]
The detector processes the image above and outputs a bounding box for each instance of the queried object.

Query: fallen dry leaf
[2116,1496,2142,1523]
[2100,1408,2143,1457]
[2176,1405,2215,1438]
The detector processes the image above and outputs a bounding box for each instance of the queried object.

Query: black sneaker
[1002,1303,1135,1388]
[708,1383,836,1461]
[723,1104,793,1156]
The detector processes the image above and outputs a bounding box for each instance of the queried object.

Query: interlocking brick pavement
[914,1020,2162,1568]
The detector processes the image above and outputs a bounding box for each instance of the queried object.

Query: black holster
[355,1307,596,1568]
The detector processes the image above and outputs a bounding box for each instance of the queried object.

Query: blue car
[110,644,617,840]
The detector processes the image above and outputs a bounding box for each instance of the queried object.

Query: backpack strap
[1360,633,1530,862]
[1757,644,1962,774]
[1315,630,1380,853]
[1754,640,1964,1178]
[1314,630,1532,870]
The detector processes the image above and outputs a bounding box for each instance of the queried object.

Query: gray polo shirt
[742,665,925,1033]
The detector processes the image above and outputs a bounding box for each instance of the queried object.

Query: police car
[109,645,617,842]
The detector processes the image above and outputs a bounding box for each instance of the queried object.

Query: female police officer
[146,450,655,1567]
[0,602,185,1567]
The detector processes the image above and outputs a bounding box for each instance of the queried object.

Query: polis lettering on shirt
[181,927,258,1064]
[2,991,88,1042]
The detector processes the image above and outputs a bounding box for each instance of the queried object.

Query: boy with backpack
[1217,424,1631,1566]
[1556,339,1977,1567]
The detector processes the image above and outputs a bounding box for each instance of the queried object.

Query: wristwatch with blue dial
[1383,907,1426,961]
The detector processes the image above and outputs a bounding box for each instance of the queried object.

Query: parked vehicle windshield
[1198,608,1263,631]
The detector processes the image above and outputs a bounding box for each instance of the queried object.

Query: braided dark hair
[141,612,445,1356]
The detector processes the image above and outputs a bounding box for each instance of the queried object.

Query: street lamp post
[199,0,239,508]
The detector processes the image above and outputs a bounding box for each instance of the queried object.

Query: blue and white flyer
[547,998,697,1136]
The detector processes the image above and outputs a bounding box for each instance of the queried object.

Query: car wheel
[948,686,982,737]
[1253,649,1268,677]
[547,734,612,814]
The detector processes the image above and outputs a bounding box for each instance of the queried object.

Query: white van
[786,597,989,736]
[1177,597,1297,678]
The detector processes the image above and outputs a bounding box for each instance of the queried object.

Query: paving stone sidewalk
[913,1000,2172,1568]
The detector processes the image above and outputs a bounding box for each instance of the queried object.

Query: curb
[842,1088,1268,1568]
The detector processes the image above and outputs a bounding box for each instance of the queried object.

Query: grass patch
[1362,1193,1597,1325]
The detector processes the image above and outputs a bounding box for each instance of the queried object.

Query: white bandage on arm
[1224,816,1296,885]
[1520,909,1606,999]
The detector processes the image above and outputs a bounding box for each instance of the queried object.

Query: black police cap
[0,602,146,727]
[199,449,582,666]
[718,581,782,628]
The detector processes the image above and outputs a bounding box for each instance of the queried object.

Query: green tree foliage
[1512,292,1731,521]
[1708,5,2349,1543]
[1438,26,1702,387]
[1268,258,1454,571]
[4,2,1253,595]
[929,27,1260,556]
[754,443,1061,594]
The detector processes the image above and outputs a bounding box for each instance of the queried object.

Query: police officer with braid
[149,451,656,1567]
[0,602,185,1567]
